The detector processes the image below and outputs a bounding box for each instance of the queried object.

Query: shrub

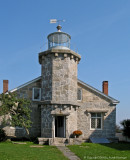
[120,119,130,138]
[0,128,6,142]
[73,130,82,136]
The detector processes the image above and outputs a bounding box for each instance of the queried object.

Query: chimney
[102,81,108,95]
[3,80,9,93]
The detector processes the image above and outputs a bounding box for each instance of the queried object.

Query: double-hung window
[77,88,82,101]
[90,113,102,130]
[32,88,41,101]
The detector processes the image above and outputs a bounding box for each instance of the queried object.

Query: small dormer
[47,25,71,50]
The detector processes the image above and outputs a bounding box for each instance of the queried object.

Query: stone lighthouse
[39,25,81,141]
[1,22,119,144]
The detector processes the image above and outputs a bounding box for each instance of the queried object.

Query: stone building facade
[0,25,119,144]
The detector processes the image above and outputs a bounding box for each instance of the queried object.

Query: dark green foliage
[0,128,6,142]
[0,92,32,136]
[120,119,130,138]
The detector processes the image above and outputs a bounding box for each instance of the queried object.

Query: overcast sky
[0,0,130,125]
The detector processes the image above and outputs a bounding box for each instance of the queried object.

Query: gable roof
[9,76,119,104]
[78,79,119,104]
[10,76,41,93]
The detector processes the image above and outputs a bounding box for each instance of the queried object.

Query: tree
[120,119,130,140]
[0,92,32,138]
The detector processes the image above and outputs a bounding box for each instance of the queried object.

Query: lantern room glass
[47,32,71,50]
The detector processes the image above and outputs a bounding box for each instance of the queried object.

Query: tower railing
[40,42,79,53]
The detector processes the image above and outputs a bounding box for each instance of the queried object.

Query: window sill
[90,128,102,131]
[32,99,41,102]
[77,100,82,102]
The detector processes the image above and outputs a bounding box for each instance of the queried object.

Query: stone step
[38,138,49,145]
[54,138,67,143]
[38,137,77,145]
[54,138,69,145]
[50,138,69,146]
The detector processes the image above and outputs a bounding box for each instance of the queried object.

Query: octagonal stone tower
[39,25,81,139]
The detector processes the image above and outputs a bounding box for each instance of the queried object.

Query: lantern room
[47,25,71,50]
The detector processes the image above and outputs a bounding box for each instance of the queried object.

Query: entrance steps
[51,137,69,146]
[38,137,68,146]
[38,137,83,146]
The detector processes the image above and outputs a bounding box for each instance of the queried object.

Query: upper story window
[77,88,82,101]
[32,88,41,101]
[90,113,102,130]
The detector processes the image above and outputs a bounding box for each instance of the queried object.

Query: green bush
[120,119,130,138]
[0,128,6,142]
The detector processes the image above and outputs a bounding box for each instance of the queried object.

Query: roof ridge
[10,76,41,92]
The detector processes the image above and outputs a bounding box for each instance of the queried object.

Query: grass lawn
[0,142,68,160]
[68,142,130,160]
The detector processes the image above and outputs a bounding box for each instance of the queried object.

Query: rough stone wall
[0,79,41,138]
[77,82,111,103]
[40,52,78,102]
[77,82,116,139]
[41,105,53,138]
[16,79,41,100]
[67,106,77,136]
[52,54,77,102]
[41,55,52,101]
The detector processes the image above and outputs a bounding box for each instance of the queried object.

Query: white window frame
[32,88,41,101]
[77,88,82,101]
[90,113,102,130]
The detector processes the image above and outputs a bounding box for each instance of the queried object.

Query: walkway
[57,146,80,160]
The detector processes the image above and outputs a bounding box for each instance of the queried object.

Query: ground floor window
[90,113,102,130]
